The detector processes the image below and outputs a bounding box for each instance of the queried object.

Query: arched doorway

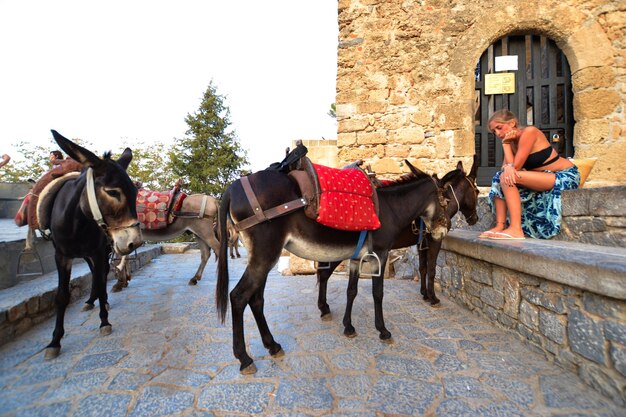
[474,35,574,186]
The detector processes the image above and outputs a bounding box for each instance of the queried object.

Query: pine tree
[170,82,248,196]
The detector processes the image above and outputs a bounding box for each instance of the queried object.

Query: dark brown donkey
[315,156,479,322]
[43,131,143,359]
[216,160,450,374]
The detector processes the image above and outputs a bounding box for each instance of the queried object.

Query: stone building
[335,0,625,187]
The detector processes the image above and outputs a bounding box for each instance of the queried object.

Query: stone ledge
[442,230,626,300]
[0,244,162,346]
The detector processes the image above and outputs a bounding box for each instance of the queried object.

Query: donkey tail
[216,186,232,324]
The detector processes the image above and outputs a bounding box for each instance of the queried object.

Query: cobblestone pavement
[1,248,624,417]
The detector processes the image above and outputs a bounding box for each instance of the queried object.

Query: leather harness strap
[241,175,267,224]
[233,175,307,231]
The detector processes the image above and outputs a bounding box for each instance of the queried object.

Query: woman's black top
[522,146,560,170]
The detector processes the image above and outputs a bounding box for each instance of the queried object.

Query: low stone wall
[439,231,626,406]
[0,245,162,346]
[0,182,29,219]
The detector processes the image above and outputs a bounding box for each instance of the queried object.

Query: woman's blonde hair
[488,109,519,133]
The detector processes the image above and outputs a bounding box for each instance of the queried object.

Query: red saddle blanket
[313,163,380,231]
[136,189,185,230]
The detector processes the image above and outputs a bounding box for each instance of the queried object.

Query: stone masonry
[437,242,626,406]
[336,0,625,187]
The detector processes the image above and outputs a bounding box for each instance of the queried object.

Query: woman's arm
[511,127,539,170]
[0,154,10,169]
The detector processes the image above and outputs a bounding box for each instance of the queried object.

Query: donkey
[315,157,479,320]
[43,130,143,359]
[103,193,220,296]
[216,160,449,374]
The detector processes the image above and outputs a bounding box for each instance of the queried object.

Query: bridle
[86,167,140,240]
[446,175,479,224]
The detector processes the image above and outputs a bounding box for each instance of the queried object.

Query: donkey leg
[189,237,210,285]
[427,239,442,306]
[418,247,429,300]
[317,261,340,320]
[372,254,392,341]
[90,255,112,335]
[342,262,360,337]
[230,268,263,374]
[45,254,72,359]
[82,257,98,311]
[112,255,129,292]
[249,284,283,357]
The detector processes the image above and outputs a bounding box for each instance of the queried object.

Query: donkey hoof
[344,328,357,338]
[430,298,441,307]
[100,325,112,336]
[111,285,122,293]
[188,278,198,286]
[320,313,332,322]
[240,362,257,375]
[270,348,285,358]
[44,347,60,360]
[82,303,94,311]
[379,330,392,341]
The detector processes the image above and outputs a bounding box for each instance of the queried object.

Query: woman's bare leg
[498,171,557,237]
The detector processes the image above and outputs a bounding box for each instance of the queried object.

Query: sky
[0,0,339,172]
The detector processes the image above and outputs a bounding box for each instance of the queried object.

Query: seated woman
[480,109,580,240]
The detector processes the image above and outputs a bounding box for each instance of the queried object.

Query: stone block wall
[336,0,625,187]
[437,249,626,406]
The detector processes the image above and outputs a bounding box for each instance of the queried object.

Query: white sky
[0,0,338,172]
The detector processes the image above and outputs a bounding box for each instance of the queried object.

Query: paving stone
[540,374,608,409]
[108,370,152,390]
[42,372,109,402]
[274,378,333,410]
[435,353,469,372]
[14,401,72,417]
[443,375,491,399]
[375,354,434,378]
[328,352,371,371]
[73,350,129,372]
[74,393,132,417]
[481,373,535,406]
[328,374,374,397]
[130,386,194,417]
[152,368,212,387]
[367,375,441,415]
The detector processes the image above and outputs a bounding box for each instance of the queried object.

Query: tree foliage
[0,141,51,183]
[169,81,248,196]
[125,140,176,190]
[328,103,337,119]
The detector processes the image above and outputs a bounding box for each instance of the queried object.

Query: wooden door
[474,35,574,186]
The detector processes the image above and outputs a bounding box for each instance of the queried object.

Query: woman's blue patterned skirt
[488,165,580,239]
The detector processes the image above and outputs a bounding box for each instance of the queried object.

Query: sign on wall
[484,73,515,95]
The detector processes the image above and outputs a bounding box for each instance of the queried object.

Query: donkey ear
[456,160,464,173]
[469,154,479,179]
[404,159,426,177]
[51,130,101,168]
[116,148,133,171]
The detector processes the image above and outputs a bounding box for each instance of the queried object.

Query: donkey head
[440,156,480,226]
[404,160,449,241]
[51,130,143,255]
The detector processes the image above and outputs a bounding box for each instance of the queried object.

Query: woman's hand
[502,165,521,186]
[503,129,517,141]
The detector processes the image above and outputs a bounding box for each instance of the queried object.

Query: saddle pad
[137,189,175,230]
[313,163,380,231]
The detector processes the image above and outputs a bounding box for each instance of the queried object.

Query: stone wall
[437,243,626,406]
[336,0,625,187]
